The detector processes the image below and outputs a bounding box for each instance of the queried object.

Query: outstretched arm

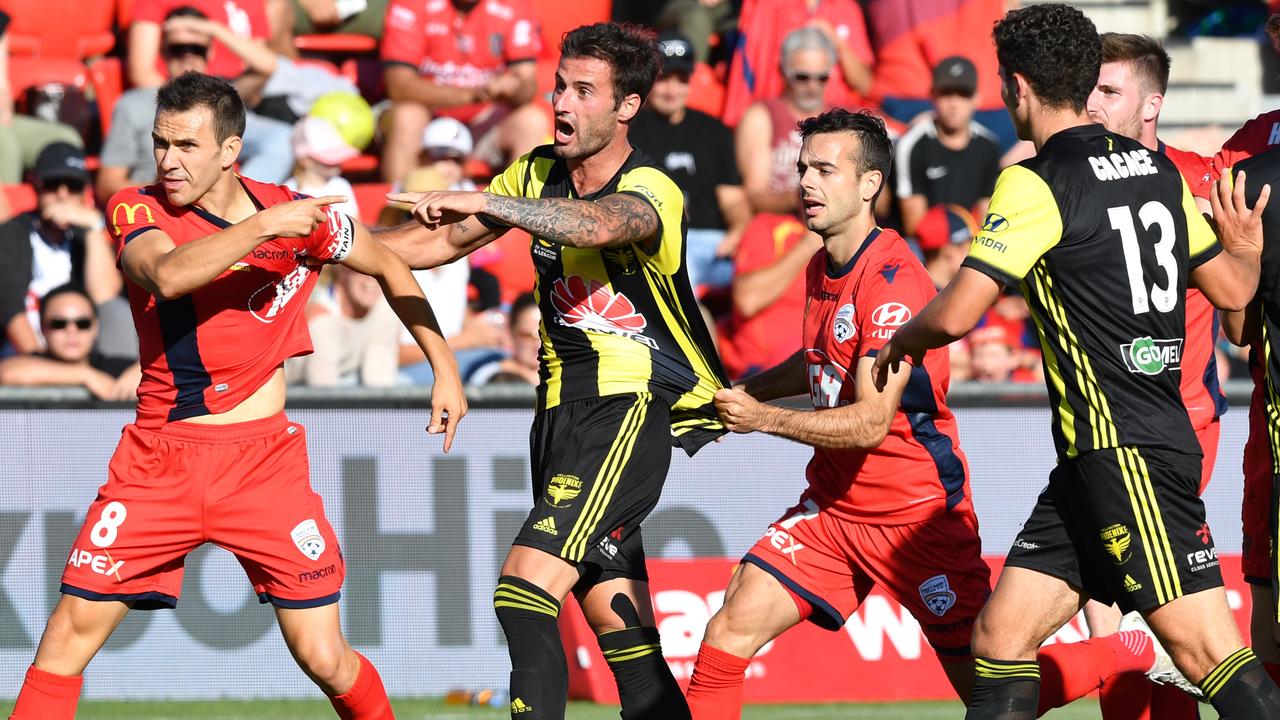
[374,212,503,270]
[738,350,809,402]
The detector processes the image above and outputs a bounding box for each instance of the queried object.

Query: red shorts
[1243,392,1274,584]
[61,413,345,610]
[1196,419,1219,494]
[743,496,990,656]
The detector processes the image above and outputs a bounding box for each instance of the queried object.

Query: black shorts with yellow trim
[513,392,672,584]
[1005,446,1222,613]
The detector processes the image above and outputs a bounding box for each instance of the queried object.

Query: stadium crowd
[0,0,1273,397]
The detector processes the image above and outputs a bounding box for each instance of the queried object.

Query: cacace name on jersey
[801,227,969,525]
[107,178,354,426]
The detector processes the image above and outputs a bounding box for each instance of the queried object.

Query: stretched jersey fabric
[480,145,730,454]
[963,124,1220,460]
[1233,149,1280,473]
[1212,109,1280,179]
[802,228,969,524]
[107,177,355,427]
[1159,141,1226,431]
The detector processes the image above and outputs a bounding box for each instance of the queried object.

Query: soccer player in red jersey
[7,72,466,720]
[683,108,1162,720]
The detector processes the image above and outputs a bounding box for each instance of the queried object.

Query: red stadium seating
[532,0,610,56]
[295,33,379,54]
[2,184,36,215]
[349,182,391,226]
[686,62,727,118]
[340,155,381,175]
[6,57,89,101]
[88,57,124,139]
[0,0,114,59]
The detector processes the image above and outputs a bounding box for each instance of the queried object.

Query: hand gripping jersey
[107,178,355,426]
[964,125,1220,460]
[479,146,730,454]
[801,228,970,525]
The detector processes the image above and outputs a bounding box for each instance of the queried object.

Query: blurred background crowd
[0,0,1273,398]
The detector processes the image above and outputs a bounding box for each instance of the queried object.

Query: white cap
[422,117,473,158]
[293,116,359,166]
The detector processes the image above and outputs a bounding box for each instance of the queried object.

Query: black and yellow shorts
[513,392,671,583]
[1005,446,1223,613]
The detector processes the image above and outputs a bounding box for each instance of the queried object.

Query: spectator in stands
[287,265,401,386]
[0,10,85,185]
[893,57,1000,237]
[736,27,835,215]
[286,116,361,218]
[117,4,295,188]
[0,144,132,359]
[914,202,977,289]
[717,214,820,380]
[631,32,751,293]
[966,324,1037,384]
[282,0,390,41]
[379,0,548,185]
[469,292,540,386]
[0,285,139,399]
[655,0,741,64]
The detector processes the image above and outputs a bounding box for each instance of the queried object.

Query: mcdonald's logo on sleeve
[111,202,156,237]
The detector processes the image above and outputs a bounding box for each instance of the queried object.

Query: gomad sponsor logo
[1121,337,1182,375]
[549,276,658,349]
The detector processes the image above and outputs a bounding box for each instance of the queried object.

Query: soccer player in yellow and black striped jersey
[874,5,1280,719]
[385,22,727,720]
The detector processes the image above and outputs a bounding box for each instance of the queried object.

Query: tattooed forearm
[481,193,658,248]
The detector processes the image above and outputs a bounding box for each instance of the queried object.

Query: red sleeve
[304,204,357,263]
[1212,116,1271,180]
[1165,146,1213,199]
[504,0,541,62]
[854,255,932,359]
[106,188,165,259]
[130,0,168,23]
[381,0,426,67]
[734,214,803,274]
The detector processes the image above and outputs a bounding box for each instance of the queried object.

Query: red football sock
[1035,630,1154,714]
[9,665,82,720]
[328,652,393,720]
[1266,662,1280,687]
[1149,680,1198,718]
[685,642,752,720]
[1098,671,1151,720]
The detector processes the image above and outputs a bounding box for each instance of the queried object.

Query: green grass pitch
[0,697,1221,718]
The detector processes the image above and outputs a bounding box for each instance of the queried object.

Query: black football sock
[599,625,690,720]
[494,575,567,719]
[966,657,1040,720]
[1200,648,1280,718]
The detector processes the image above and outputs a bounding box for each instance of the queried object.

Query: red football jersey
[133,0,269,81]
[1160,141,1226,431]
[107,178,356,427]
[381,0,541,124]
[1212,108,1280,179]
[800,228,970,525]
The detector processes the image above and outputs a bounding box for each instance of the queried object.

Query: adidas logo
[511,697,533,713]
[533,517,557,536]
[1124,574,1143,593]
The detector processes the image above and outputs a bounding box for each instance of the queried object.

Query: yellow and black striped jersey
[963,124,1220,460]
[1232,149,1280,472]
[482,145,730,454]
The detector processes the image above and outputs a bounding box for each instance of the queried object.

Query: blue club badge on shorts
[291,519,326,561]
[919,574,956,617]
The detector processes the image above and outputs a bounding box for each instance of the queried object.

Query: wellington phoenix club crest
[919,574,956,617]
[550,276,657,349]
[291,519,326,561]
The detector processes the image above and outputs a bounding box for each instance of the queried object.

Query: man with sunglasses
[0,284,139,400]
[0,143,125,358]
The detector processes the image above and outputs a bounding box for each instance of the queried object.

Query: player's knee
[702,607,765,657]
[290,635,350,688]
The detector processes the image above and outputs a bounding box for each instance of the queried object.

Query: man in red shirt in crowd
[6,72,466,720]
[128,0,272,87]
[380,0,549,184]
[1078,32,1227,718]
[685,108,1161,720]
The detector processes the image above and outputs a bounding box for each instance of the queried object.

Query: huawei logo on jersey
[549,275,657,349]
[248,265,311,323]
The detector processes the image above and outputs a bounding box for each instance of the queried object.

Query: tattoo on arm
[481,193,658,248]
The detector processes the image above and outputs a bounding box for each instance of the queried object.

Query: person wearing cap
[914,202,977,289]
[893,55,1001,238]
[631,31,751,293]
[286,116,362,219]
[0,143,127,359]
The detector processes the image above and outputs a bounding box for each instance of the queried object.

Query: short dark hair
[1100,33,1170,95]
[39,284,95,327]
[155,71,246,143]
[164,5,207,21]
[798,108,894,203]
[993,4,1100,112]
[510,292,538,328]
[560,22,661,109]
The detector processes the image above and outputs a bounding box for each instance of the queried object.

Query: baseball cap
[657,30,695,77]
[915,204,978,251]
[33,142,89,185]
[293,116,359,166]
[932,56,978,95]
[422,117,473,159]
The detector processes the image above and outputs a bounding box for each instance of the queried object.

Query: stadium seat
[532,0,610,55]
[687,62,727,118]
[294,57,343,78]
[2,184,36,215]
[295,34,379,54]
[0,0,114,59]
[6,57,89,101]
[340,155,380,175]
[88,57,124,139]
[349,182,391,226]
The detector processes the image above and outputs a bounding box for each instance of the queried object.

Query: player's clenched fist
[714,387,767,434]
[256,195,346,238]
[386,190,488,230]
